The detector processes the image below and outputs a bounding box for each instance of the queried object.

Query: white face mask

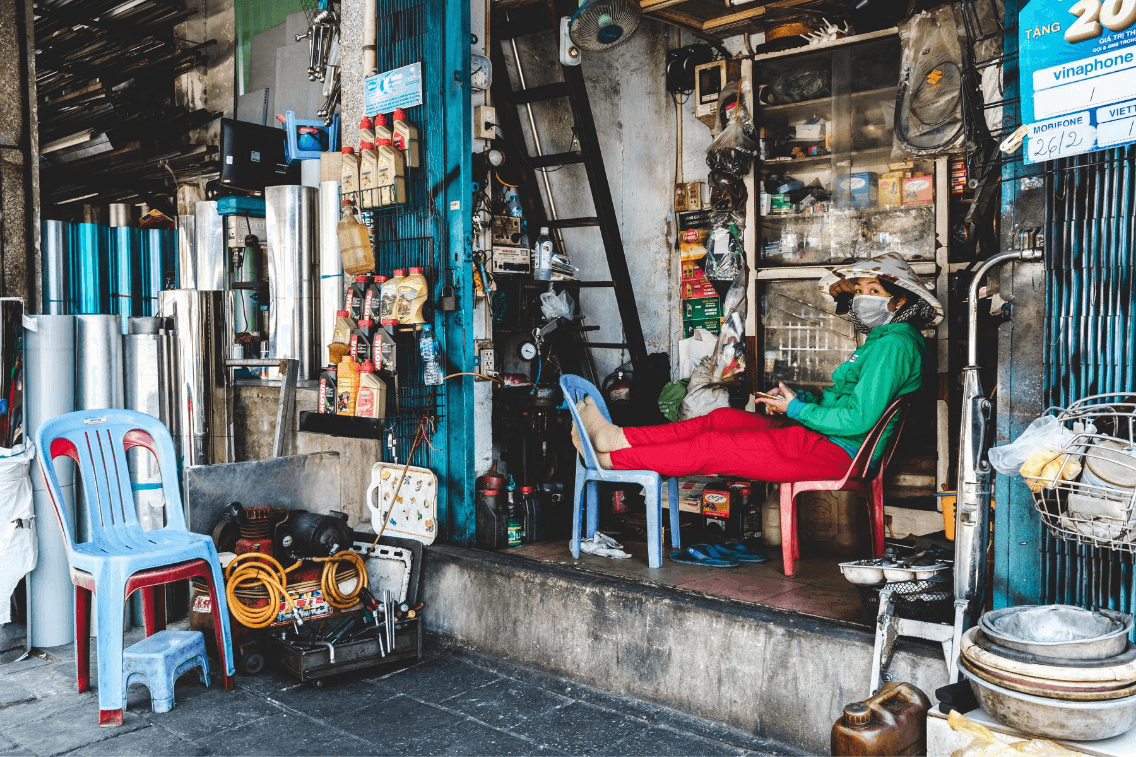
[852,294,893,329]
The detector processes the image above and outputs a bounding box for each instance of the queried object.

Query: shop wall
[0,0,38,306]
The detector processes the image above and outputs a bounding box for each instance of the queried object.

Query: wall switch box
[475,106,497,140]
[475,340,495,377]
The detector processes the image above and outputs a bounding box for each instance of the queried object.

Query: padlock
[438,284,458,311]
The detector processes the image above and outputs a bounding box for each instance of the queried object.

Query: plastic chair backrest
[559,375,611,471]
[35,409,186,555]
[843,395,912,483]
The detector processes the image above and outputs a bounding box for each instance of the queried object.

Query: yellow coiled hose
[224,551,368,629]
[312,550,368,609]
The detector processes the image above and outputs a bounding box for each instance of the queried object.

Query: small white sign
[364,62,423,115]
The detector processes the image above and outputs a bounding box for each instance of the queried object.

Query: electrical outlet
[474,106,497,140]
[475,340,496,378]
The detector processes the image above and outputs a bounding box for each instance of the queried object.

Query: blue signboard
[1020,0,1136,163]
[364,62,424,116]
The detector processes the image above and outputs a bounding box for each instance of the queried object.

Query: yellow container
[936,491,994,541]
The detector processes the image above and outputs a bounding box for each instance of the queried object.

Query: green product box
[682,297,722,320]
[770,194,793,214]
[683,316,721,338]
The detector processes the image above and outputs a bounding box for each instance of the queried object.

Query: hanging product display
[265,185,319,381]
[42,220,70,315]
[23,314,76,648]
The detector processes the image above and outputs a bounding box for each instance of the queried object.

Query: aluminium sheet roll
[124,317,168,533]
[109,226,139,332]
[74,315,124,544]
[266,185,318,381]
[74,223,109,314]
[42,221,70,315]
[193,201,225,292]
[23,314,76,648]
[318,180,344,357]
[140,228,175,317]
[176,215,195,290]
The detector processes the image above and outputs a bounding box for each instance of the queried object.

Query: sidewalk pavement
[0,623,803,757]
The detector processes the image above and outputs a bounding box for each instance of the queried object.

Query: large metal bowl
[961,665,1136,740]
[979,605,1134,660]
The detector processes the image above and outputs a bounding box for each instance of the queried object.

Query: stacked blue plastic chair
[559,375,681,569]
[34,409,235,726]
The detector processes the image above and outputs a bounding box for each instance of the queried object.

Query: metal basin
[980,605,1134,660]
[961,665,1136,740]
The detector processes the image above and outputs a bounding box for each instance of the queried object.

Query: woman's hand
[755,382,797,415]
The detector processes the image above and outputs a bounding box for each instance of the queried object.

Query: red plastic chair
[779,395,912,577]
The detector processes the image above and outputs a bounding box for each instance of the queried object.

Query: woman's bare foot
[578,397,629,452]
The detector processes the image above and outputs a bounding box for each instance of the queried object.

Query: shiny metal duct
[23,314,76,648]
[318,180,343,357]
[74,223,109,314]
[42,221,70,315]
[140,228,175,316]
[194,201,225,291]
[74,315,124,543]
[0,299,23,449]
[159,290,226,469]
[124,317,168,532]
[176,215,196,290]
[266,185,318,380]
[109,214,139,332]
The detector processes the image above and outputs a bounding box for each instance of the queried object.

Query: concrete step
[421,545,949,754]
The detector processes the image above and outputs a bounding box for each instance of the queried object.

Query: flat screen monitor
[219,118,292,194]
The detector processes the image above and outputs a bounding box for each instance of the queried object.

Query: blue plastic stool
[122,630,210,714]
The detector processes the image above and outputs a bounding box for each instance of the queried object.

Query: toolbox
[266,615,422,683]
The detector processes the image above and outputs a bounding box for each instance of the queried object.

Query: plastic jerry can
[336,200,374,276]
[354,360,387,419]
[318,366,337,413]
[335,357,361,416]
[376,325,397,374]
[345,275,369,321]
[831,682,931,757]
[374,112,392,145]
[364,275,386,323]
[340,147,359,195]
[350,318,377,365]
[358,141,379,207]
[393,107,420,168]
[377,138,407,205]
[397,267,428,325]
[380,270,404,326]
[359,115,375,146]
[476,489,508,550]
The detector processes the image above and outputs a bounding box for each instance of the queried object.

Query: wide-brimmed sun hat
[818,252,944,326]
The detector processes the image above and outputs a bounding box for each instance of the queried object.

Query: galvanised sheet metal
[41,221,70,315]
[73,223,109,314]
[109,225,139,332]
[140,228,175,317]
[265,185,318,381]
[193,201,225,292]
[124,317,168,532]
[318,180,344,356]
[158,290,210,470]
[22,314,75,648]
[74,314,124,543]
[176,214,195,290]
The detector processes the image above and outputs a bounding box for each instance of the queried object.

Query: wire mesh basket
[857,578,954,625]
[1028,396,1136,554]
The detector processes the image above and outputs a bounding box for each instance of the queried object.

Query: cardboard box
[770,194,794,214]
[878,172,904,208]
[902,175,934,205]
[835,172,878,208]
[683,297,721,320]
[793,122,826,140]
[682,280,717,300]
[701,487,733,518]
[683,316,721,338]
[667,476,719,513]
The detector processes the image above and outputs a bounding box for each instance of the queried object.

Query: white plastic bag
[988,416,1074,476]
[0,444,36,625]
[540,288,576,321]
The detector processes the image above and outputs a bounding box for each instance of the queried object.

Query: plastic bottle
[374,112,392,145]
[392,107,420,169]
[329,309,356,365]
[345,274,369,321]
[831,683,931,757]
[476,489,507,550]
[351,318,377,366]
[318,365,337,413]
[336,200,374,276]
[354,360,387,419]
[377,137,407,205]
[358,141,379,208]
[397,267,429,325]
[520,485,538,544]
[419,324,443,386]
[377,325,397,374]
[340,147,360,195]
[380,270,404,326]
[364,275,386,323]
[533,227,553,281]
[359,115,375,146]
[336,357,361,416]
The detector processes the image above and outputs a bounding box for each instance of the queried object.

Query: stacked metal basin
[959,604,1136,740]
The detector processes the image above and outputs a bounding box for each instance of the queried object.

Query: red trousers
[610,407,852,482]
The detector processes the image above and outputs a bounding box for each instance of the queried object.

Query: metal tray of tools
[267,615,422,683]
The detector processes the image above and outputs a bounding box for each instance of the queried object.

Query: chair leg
[93,586,127,725]
[571,465,585,559]
[584,481,599,539]
[668,478,681,550]
[644,480,661,569]
[780,484,798,577]
[140,586,165,636]
[871,478,886,558]
[75,586,92,694]
[201,560,236,685]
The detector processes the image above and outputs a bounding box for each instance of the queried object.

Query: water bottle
[419,324,443,386]
[533,227,553,281]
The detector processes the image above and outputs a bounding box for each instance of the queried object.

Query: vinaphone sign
[1020,0,1136,162]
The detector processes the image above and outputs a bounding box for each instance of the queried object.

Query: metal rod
[967,249,1041,365]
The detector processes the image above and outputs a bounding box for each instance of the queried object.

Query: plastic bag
[540,287,576,321]
[988,416,1074,477]
[947,710,1081,756]
[679,256,749,420]
[707,81,758,178]
[0,444,36,625]
[893,5,966,158]
[658,380,689,423]
[704,224,742,280]
[678,210,712,262]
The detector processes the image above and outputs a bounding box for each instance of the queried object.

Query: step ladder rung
[528,151,585,169]
[510,82,569,105]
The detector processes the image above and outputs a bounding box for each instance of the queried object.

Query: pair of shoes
[713,540,768,564]
[669,544,739,568]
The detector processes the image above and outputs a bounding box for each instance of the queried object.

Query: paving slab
[442,677,571,729]
[509,700,652,755]
[67,724,207,757]
[371,656,503,703]
[132,680,279,742]
[2,699,147,756]
[599,725,746,756]
[195,712,368,756]
[262,676,397,720]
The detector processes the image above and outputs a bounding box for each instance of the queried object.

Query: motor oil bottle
[336,200,374,275]
[520,485,540,543]
[392,107,420,168]
[533,227,553,281]
[340,146,360,195]
[377,137,407,205]
[358,141,379,208]
[374,112,392,145]
[397,266,429,325]
[476,488,507,550]
[345,274,369,321]
[329,309,356,365]
[376,325,397,375]
[335,357,361,416]
[380,270,404,326]
[318,365,337,413]
[354,359,387,419]
[364,275,386,323]
[350,318,377,366]
[831,682,931,757]
[359,115,375,146]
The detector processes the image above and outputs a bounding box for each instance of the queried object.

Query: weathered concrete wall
[422,546,948,754]
[0,0,37,306]
[176,0,236,148]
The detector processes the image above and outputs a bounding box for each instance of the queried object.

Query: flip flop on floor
[669,544,740,568]
[711,541,768,564]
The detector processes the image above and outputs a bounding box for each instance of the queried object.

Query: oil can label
[272,589,332,626]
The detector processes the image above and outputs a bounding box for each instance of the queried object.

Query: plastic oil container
[340,147,360,195]
[831,682,930,756]
[359,115,375,146]
[329,309,356,365]
[358,141,379,207]
[318,366,337,413]
[374,112,392,145]
[393,107,420,168]
[476,489,508,550]
[345,274,369,321]
[376,325,397,374]
[377,137,407,205]
[336,200,374,276]
[354,360,386,419]
[351,318,377,365]
[335,357,361,416]
[380,270,404,326]
[397,267,429,325]
[364,275,386,323]
[521,486,541,543]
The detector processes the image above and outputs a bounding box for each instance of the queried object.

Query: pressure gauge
[471,54,493,91]
[519,341,538,361]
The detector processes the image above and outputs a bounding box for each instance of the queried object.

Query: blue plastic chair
[34,409,235,726]
[560,375,681,569]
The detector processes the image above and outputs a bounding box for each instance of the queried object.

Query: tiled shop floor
[504,540,868,626]
[0,623,801,757]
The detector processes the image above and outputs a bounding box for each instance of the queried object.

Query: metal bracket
[870,587,958,694]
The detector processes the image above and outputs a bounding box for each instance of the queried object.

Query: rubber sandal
[668,544,740,568]
[713,541,768,564]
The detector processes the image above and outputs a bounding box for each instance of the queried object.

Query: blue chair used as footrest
[122,630,210,714]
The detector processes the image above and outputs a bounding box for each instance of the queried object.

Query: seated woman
[571,253,943,482]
